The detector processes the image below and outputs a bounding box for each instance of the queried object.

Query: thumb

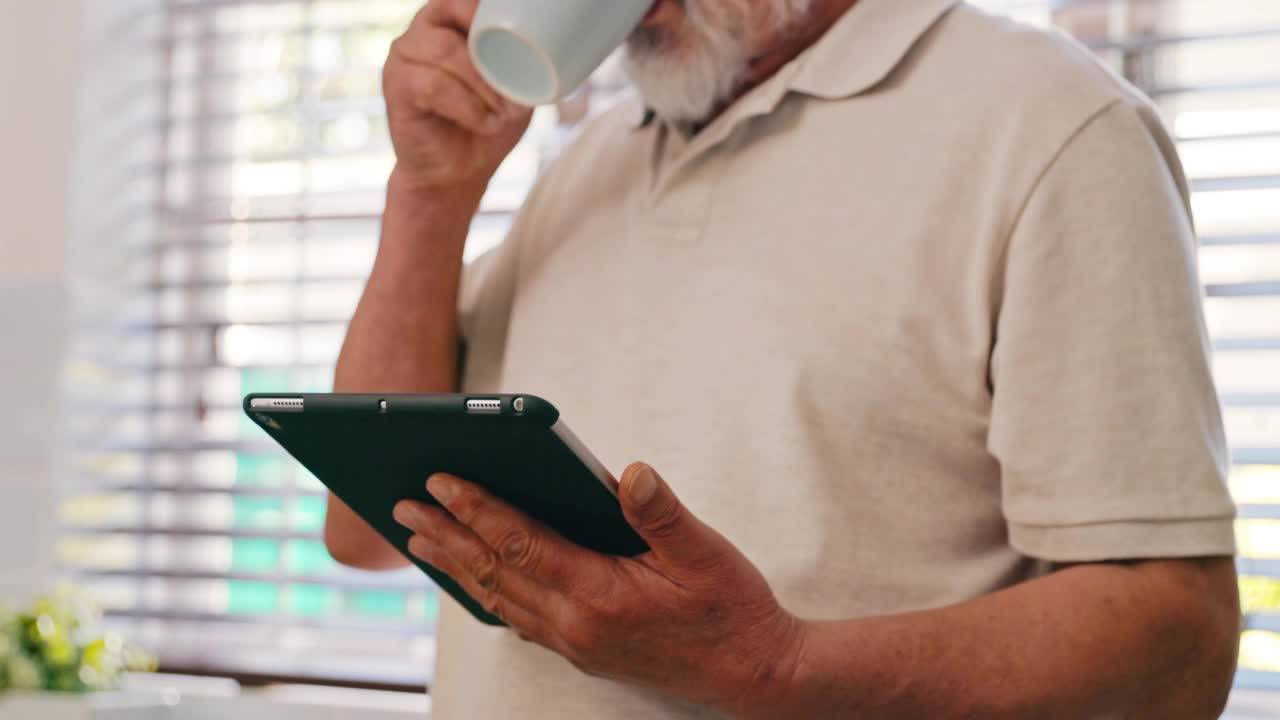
[621,463,725,567]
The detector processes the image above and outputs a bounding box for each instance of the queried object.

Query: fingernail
[629,465,659,507]
[428,474,458,504]
[407,535,432,559]
[393,502,415,526]
[482,113,504,134]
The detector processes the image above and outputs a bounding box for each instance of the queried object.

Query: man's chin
[629,77,718,126]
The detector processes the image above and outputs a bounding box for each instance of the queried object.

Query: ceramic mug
[469,0,652,105]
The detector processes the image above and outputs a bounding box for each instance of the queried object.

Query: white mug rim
[468,22,562,106]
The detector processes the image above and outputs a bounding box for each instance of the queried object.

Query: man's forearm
[334,171,479,394]
[326,170,481,569]
[752,558,1239,720]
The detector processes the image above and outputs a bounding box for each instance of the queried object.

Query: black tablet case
[244,393,647,626]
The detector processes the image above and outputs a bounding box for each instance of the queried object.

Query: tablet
[243,393,647,626]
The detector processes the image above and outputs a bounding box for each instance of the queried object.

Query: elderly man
[326,0,1241,716]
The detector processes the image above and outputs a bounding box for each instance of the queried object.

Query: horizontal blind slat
[71,568,428,593]
[104,608,427,636]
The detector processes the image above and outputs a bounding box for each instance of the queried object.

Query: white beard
[623,0,813,125]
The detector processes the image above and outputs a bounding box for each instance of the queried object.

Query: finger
[418,0,479,34]
[496,598,570,653]
[620,463,731,570]
[425,474,608,593]
[391,24,509,116]
[412,532,568,650]
[397,501,564,616]
[407,527,583,661]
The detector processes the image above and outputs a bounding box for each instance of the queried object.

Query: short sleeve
[989,99,1237,563]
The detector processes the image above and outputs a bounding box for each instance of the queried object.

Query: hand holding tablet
[245,393,647,625]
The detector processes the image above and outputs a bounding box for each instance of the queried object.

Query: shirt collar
[635,0,959,129]
[789,0,960,99]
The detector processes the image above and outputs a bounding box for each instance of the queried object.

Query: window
[63,0,1280,690]
[61,0,599,687]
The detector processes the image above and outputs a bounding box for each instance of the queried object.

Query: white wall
[0,3,77,281]
[0,1,80,602]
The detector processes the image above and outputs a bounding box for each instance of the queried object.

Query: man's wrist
[723,612,813,719]
[387,164,488,216]
[377,167,481,260]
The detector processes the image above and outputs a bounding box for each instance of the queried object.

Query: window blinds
[63,0,1280,689]
[62,0,578,687]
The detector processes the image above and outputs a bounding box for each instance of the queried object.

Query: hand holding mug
[384,0,532,197]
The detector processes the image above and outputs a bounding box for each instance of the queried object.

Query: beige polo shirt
[433,0,1237,716]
